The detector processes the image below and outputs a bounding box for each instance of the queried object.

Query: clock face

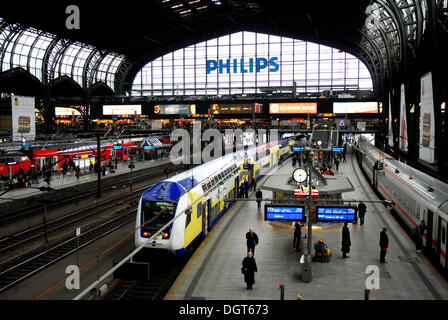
[293,168,308,183]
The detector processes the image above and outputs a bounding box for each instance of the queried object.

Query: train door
[426,210,434,251]
[248,164,253,185]
[202,199,211,236]
[234,176,239,198]
[438,217,447,269]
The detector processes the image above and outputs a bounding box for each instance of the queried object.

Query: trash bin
[299,254,312,282]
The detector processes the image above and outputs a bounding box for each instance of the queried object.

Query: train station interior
[1,0,448,314]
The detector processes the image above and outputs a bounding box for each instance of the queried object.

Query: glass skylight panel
[132,31,373,96]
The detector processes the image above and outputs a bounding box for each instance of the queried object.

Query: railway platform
[166,151,448,300]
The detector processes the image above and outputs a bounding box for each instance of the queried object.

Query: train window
[185,209,191,228]
[206,180,212,189]
[201,183,206,192]
[197,203,202,219]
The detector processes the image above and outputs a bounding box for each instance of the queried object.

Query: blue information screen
[265,205,305,221]
[292,147,304,152]
[144,146,154,151]
[332,147,344,152]
[113,145,123,150]
[316,206,357,222]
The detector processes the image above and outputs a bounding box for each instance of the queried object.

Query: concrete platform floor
[166,152,448,300]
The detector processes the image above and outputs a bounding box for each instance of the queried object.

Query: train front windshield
[141,201,175,237]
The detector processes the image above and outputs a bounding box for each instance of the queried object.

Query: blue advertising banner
[265,205,305,221]
[316,206,357,222]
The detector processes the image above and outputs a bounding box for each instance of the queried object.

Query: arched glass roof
[132,31,373,97]
[0,17,125,90]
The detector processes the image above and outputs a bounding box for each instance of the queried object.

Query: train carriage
[135,139,290,256]
[357,137,448,271]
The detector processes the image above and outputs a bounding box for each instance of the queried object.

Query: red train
[0,138,144,179]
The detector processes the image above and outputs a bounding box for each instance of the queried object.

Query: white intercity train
[357,137,448,271]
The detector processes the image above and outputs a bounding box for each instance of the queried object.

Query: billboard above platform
[269,102,317,114]
[103,105,142,115]
[333,102,378,114]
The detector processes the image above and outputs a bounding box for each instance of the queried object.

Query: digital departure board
[265,205,305,221]
[332,147,344,152]
[292,147,305,152]
[316,206,357,222]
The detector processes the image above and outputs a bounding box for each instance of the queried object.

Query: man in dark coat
[241,252,258,289]
[293,221,302,251]
[341,222,351,258]
[358,201,367,225]
[379,227,389,263]
[246,228,259,255]
[244,180,249,198]
[255,189,263,210]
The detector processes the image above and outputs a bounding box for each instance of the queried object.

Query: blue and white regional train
[357,137,448,271]
[135,139,292,256]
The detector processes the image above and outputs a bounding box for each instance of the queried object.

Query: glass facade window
[131,31,373,97]
[0,17,124,91]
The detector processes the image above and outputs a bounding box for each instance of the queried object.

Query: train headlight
[143,231,150,237]
[162,232,169,239]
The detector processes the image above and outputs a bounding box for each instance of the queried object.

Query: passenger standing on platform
[379,227,389,263]
[102,165,106,176]
[334,157,340,171]
[255,189,263,210]
[293,221,302,251]
[240,181,246,198]
[250,177,257,191]
[244,180,249,198]
[341,222,351,258]
[241,252,258,290]
[358,201,367,225]
[246,228,259,255]
[292,157,296,167]
[416,220,427,252]
[343,143,347,162]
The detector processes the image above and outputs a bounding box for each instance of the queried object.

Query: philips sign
[206,57,279,74]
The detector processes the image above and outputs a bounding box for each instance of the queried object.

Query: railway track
[104,251,190,301]
[0,162,178,224]
[0,208,136,294]
[0,184,151,260]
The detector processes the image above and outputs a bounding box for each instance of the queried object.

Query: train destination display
[316,206,357,222]
[292,147,305,152]
[265,205,305,221]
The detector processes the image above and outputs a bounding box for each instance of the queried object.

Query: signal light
[162,232,169,239]
[143,232,149,237]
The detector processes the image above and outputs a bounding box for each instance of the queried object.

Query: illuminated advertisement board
[153,104,196,115]
[55,107,82,116]
[209,103,254,114]
[11,95,35,142]
[419,73,435,163]
[103,105,142,115]
[333,102,378,114]
[269,102,317,114]
[316,206,357,222]
[265,205,305,221]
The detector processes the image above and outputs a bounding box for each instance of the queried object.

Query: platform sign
[332,147,344,152]
[316,206,357,222]
[144,146,154,151]
[265,205,305,221]
[292,147,304,152]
